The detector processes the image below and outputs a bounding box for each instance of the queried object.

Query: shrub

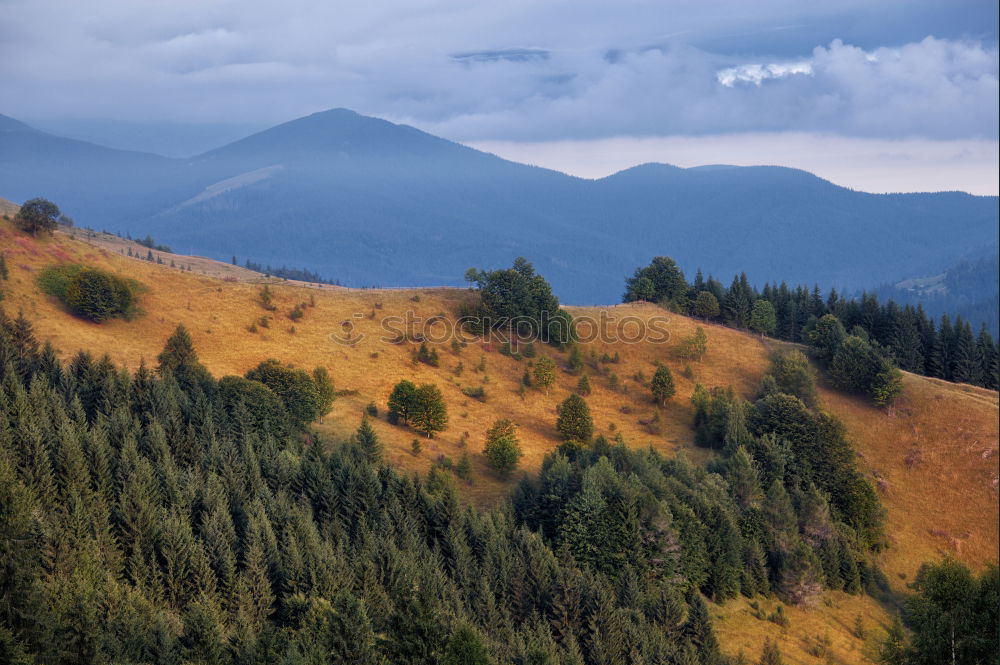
[461,385,487,402]
[39,264,138,322]
[676,327,708,360]
[532,356,557,392]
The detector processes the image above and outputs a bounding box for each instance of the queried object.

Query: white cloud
[716,61,813,86]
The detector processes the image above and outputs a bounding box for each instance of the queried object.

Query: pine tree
[682,591,720,662]
[556,394,593,443]
[650,363,676,405]
[575,374,591,396]
[951,320,981,385]
[693,291,721,320]
[355,415,382,463]
[762,480,797,554]
[724,274,753,329]
[441,624,491,665]
[157,324,213,394]
[727,446,762,510]
[567,345,584,374]
[977,325,999,390]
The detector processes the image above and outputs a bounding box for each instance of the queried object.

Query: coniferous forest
[0,297,888,664]
[624,257,999,391]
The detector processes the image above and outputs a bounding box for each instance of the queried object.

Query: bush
[39,264,138,322]
[676,327,708,360]
[461,385,487,402]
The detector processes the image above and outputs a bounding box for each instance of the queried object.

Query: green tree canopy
[467,257,574,345]
[693,291,721,319]
[624,256,688,304]
[13,198,60,236]
[651,363,676,405]
[411,383,448,437]
[556,393,593,442]
[483,419,523,478]
[245,359,322,428]
[749,299,777,337]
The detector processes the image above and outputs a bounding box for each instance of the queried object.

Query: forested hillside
[1,216,997,664]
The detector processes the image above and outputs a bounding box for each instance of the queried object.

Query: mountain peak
[196,107,461,163]
[0,113,33,133]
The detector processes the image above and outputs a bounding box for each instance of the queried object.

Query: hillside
[2,109,997,304]
[2,218,996,664]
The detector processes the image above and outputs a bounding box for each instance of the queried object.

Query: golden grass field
[1,209,996,664]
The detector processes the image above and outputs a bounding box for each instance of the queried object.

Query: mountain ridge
[1,109,996,304]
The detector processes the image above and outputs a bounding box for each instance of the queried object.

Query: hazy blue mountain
[23,117,266,158]
[2,109,997,305]
[869,253,999,334]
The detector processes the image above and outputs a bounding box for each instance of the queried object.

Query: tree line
[624,257,998,391]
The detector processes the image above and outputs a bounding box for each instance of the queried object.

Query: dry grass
[2,215,996,664]
[712,592,887,665]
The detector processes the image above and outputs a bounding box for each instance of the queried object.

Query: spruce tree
[157,324,213,394]
[556,394,593,443]
[355,415,382,463]
[650,363,676,405]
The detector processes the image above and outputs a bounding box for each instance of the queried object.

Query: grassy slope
[2,217,996,664]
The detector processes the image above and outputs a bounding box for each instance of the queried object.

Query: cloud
[0,0,995,145]
[413,36,997,141]
[716,61,813,86]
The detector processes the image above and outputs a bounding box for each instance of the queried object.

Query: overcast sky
[1,0,997,193]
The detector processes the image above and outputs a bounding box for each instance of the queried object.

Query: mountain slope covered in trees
[2,216,997,663]
[1,110,996,307]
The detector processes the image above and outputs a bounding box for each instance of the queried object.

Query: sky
[1,0,997,193]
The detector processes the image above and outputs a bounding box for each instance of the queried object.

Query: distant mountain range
[2,108,997,305]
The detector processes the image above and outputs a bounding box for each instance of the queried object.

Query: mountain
[2,109,997,303]
[870,252,1000,334]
